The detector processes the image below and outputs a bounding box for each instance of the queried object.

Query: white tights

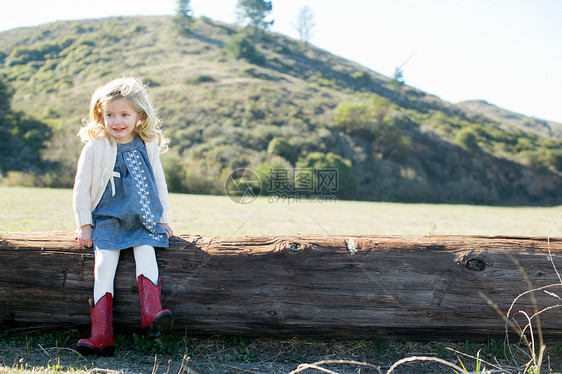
[93,245,159,304]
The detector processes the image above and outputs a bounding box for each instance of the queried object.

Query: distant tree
[172,0,193,34]
[390,66,404,88]
[295,5,315,48]
[236,0,274,42]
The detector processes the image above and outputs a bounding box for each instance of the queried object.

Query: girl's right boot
[76,292,115,357]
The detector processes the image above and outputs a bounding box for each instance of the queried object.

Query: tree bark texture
[1,231,562,340]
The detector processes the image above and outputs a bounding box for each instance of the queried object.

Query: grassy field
[1,186,561,237]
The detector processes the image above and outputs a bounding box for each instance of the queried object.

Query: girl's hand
[158,223,174,239]
[77,225,93,248]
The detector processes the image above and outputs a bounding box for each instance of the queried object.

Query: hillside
[0,15,561,205]
[457,99,562,138]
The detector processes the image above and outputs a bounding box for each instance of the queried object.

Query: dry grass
[4,330,561,374]
[1,186,561,237]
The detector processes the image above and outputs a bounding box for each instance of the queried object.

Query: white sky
[1,0,561,123]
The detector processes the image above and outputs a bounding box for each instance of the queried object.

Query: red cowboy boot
[138,275,174,338]
[76,292,114,356]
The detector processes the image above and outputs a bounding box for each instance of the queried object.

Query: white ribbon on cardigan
[101,163,121,197]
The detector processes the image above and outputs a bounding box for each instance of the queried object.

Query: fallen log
[1,231,561,340]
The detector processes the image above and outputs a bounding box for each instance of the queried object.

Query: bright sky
[1,0,561,124]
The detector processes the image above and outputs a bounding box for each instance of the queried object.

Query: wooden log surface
[1,231,562,340]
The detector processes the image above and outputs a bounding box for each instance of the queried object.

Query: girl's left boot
[76,292,114,356]
[138,274,174,338]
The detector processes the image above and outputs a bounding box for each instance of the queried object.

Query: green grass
[1,186,560,237]
[0,186,75,231]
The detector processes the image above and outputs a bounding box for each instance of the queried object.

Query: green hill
[0,15,561,205]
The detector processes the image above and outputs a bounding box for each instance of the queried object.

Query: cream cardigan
[72,136,170,229]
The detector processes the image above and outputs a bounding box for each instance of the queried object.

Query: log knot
[464,257,488,271]
[457,251,493,272]
[274,240,310,254]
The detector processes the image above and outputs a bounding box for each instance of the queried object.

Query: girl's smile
[103,97,139,144]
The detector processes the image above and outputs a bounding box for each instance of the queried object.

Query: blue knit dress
[91,136,169,250]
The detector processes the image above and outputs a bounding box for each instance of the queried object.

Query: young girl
[73,77,174,356]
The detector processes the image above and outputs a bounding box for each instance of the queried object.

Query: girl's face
[103,96,139,144]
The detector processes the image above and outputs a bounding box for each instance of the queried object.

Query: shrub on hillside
[0,79,52,172]
[371,95,391,122]
[161,152,185,193]
[334,101,412,162]
[187,75,216,84]
[352,71,371,83]
[253,157,292,194]
[455,127,480,151]
[333,102,374,138]
[521,149,562,172]
[295,152,356,199]
[6,37,75,66]
[225,34,265,65]
[183,162,225,195]
[549,150,562,172]
[372,124,413,163]
[267,137,299,164]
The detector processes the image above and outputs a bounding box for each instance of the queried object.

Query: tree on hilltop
[236,0,274,42]
[295,5,315,49]
[172,0,193,34]
[390,66,404,88]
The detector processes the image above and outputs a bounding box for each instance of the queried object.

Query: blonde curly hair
[79,77,168,150]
